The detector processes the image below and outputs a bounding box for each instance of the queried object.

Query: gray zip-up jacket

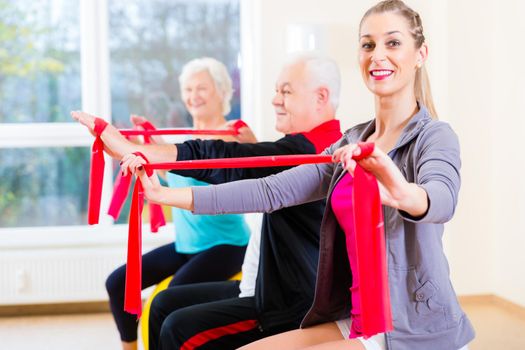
[193,106,475,349]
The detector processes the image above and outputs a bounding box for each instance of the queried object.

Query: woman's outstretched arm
[122,147,336,215]
[71,110,178,162]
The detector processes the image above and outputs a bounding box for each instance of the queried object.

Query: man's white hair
[178,57,234,116]
[285,52,341,110]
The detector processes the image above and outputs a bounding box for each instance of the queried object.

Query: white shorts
[335,318,470,350]
[335,318,385,350]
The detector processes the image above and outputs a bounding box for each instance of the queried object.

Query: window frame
[0,0,253,247]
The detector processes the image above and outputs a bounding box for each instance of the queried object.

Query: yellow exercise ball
[140,271,242,350]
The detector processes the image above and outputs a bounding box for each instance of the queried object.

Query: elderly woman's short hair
[179,57,234,116]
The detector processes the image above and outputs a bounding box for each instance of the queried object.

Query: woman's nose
[370,47,387,63]
[191,89,200,100]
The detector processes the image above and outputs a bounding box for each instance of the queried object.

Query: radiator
[0,235,174,305]
[0,216,260,305]
[0,247,128,305]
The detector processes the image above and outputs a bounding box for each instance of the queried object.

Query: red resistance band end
[137,120,156,144]
[354,142,374,161]
[87,120,108,225]
[137,120,156,131]
[94,117,108,136]
[231,119,248,133]
[132,151,153,177]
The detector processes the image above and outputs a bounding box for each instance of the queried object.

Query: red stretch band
[136,120,156,131]
[132,123,166,232]
[119,118,247,136]
[351,143,393,337]
[231,119,248,131]
[124,150,168,316]
[93,117,108,135]
[108,119,248,221]
[107,121,249,223]
[124,176,144,318]
[107,170,132,221]
[144,154,334,171]
[95,120,250,223]
[124,153,333,317]
[139,143,393,330]
[108,122,166,230]
[138,120,155,144]
[149,201,166,233]
[105,119,248,220]
[118,120,249,317]
[87,118,108,225]
[124,152,149,317]
[132,152,153,177]
[119,129,238,136]
[353,142,375,161]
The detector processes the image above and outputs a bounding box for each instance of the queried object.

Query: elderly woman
[103,58,254,350]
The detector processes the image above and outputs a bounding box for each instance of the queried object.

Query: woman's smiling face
[359,12,426,98]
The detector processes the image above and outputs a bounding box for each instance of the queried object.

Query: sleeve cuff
[398,182,453,223]
[191,186,215,214]
[175,143,191,161]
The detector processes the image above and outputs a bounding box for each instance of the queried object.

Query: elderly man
[72,53,343,350]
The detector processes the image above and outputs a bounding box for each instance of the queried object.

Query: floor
[0,299,524,350]
[461,299,525,350]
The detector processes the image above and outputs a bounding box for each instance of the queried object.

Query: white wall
[447,0,525,307]
[488,0,525,307]
[251,0,448,138]
[445,1,497,299]
[251,0,373,141]
[251,0,525,307]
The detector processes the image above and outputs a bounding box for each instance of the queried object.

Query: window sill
[0,224,173,250]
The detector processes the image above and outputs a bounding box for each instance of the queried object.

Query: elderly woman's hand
[71,111,98,137]
[130,114,149,128]
[121,153,193,209]
[71,110,139,160]
[120,153,148,177]
[120,153,164,204]
[226,120,258,143]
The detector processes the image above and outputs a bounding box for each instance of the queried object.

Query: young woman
[103,58,254,350]
[123,2,475,348]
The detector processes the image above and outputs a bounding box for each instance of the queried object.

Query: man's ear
[317,86,330,107]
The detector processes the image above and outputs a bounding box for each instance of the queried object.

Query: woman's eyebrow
[360,30,404,39]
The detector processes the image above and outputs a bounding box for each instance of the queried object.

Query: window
[0,0,81,124]
[0,147,89,227]
[0,0,86,228]
[0,0,242,230]
[108,0,241,128]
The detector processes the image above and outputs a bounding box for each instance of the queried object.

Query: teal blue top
[166,172,250,254]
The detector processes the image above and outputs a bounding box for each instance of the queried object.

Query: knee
[105,266,125,296]
[149,292,168,324]
[151,287,195,318]
[159,311,188,348]
[161,312,185,334]
[150,289,182,326]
